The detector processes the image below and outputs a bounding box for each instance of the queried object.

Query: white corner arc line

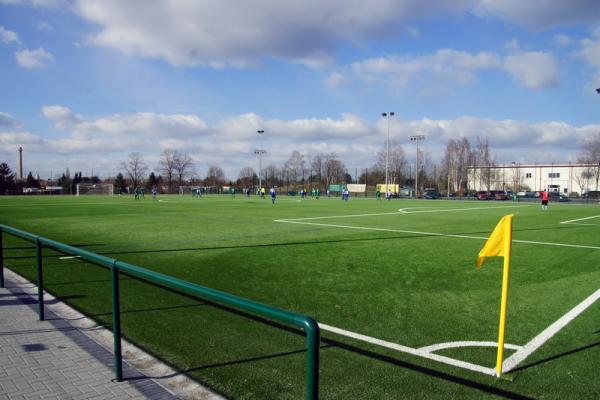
[502,288,600,373]
[59,256,81,260]
[419,341,522,353]
[560,215,600,224]
[319,323,496,376]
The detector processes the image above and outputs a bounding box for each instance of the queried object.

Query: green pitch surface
[1,195,599,399]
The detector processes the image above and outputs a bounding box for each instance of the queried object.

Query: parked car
[489,190,509,200]
[423,189,441,199]
[548,192,570,202]
[582,190,600,199]
[476,191,489,200]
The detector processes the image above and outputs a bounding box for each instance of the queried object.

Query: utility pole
[382,112,394,193]
[254,130,266,193]
[410,135,425,198]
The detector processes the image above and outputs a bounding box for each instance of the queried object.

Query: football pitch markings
[276,205,600,376]
[559,214,600,226]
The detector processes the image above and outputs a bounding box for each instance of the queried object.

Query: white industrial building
[466,163,600,195]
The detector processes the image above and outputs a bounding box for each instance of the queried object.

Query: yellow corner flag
[476,214,513,377]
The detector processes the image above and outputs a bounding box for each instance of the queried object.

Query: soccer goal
[179,186,202,195]
[76,183,114,196]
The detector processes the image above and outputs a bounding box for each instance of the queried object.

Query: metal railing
[0,224,320,399]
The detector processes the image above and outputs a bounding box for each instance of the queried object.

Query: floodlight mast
[409,135,425,198]
[382,112,394,193]
[254,130,266,192]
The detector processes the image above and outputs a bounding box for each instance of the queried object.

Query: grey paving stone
[0,279,182,400]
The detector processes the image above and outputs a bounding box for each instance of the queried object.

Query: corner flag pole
[495,215,512,376]
[475,214,514,377]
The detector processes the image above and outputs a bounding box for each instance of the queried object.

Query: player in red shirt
[541,189,549,211]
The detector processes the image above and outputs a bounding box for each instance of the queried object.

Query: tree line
[3,133,600,195]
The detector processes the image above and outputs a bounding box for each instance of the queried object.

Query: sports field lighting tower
[254,130,266,191]
[410,134,425,198]
[382,112,394,193]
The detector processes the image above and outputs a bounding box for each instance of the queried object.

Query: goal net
[76,183,114,196]
[179,186,203,195]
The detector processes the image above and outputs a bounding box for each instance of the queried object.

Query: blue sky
[2,0,600,180]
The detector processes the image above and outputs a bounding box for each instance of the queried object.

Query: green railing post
[36,238,44,321]
[111,262,123,382]
[304,318,320,400]
[0,227,4,289]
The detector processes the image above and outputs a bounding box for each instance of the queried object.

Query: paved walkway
[0,270,221,400]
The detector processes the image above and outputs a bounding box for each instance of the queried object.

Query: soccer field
[1,195,599,399]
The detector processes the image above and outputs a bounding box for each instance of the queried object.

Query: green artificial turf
[1,194,599,399]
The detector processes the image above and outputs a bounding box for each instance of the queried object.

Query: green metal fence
[0,224,320,399]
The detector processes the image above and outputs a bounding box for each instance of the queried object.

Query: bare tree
[121,152,148,188]
[284,150,306,190]
[264,164,279,188]
[323,153,346,187]
[310,155,324,187]
[374,140,406,186]
[158,149,177,193]
[174,152,195,188]
[205,165,225,187]
[474,137,495,190]
[443,137,473,194]
[579,132,600,190]
[238,166,256,188]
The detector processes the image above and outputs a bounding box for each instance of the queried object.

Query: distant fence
[0,224,320,400]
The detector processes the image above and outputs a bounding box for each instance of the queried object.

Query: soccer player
[270,187,276,204]
[541,189,549,211]
[151,185,157,200]
[260,187,266,199]
[134,187,140,200]
[376,189,381,200]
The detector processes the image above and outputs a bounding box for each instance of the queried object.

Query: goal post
[76,183,114,196]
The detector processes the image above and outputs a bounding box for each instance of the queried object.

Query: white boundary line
[502,288,600,372]
[319,323,498,376]
[278,208,600,375]
[281,205,530,222]
[559,215,600,224]
[419,341,522,353]
[275,219,600,251]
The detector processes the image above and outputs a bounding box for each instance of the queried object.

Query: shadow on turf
[29,224,581,258]
[114,275,534,400]
[508,341,600,373]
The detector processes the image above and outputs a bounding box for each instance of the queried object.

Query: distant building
[466,163,600,195]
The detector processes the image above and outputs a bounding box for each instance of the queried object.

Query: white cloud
[577,28,600,86]
[554,34,574,46]
[0,112,22,128]
[37,21,53,31]
[72,0,471,68]
[349,49,502,86]
[3,105,589,179]
[475,0,600,29]
[0,25,20,44]
[15,47,54,68]
[0,0,66,7]
[503,51,558,89]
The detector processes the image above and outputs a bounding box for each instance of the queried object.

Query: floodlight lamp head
[381,113,387,117]
[390,112,395,116]
[257,130,264,134]
[596,88,600,94]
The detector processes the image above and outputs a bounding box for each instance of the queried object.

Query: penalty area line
[274,220,600,251]
[559,215,600,224]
